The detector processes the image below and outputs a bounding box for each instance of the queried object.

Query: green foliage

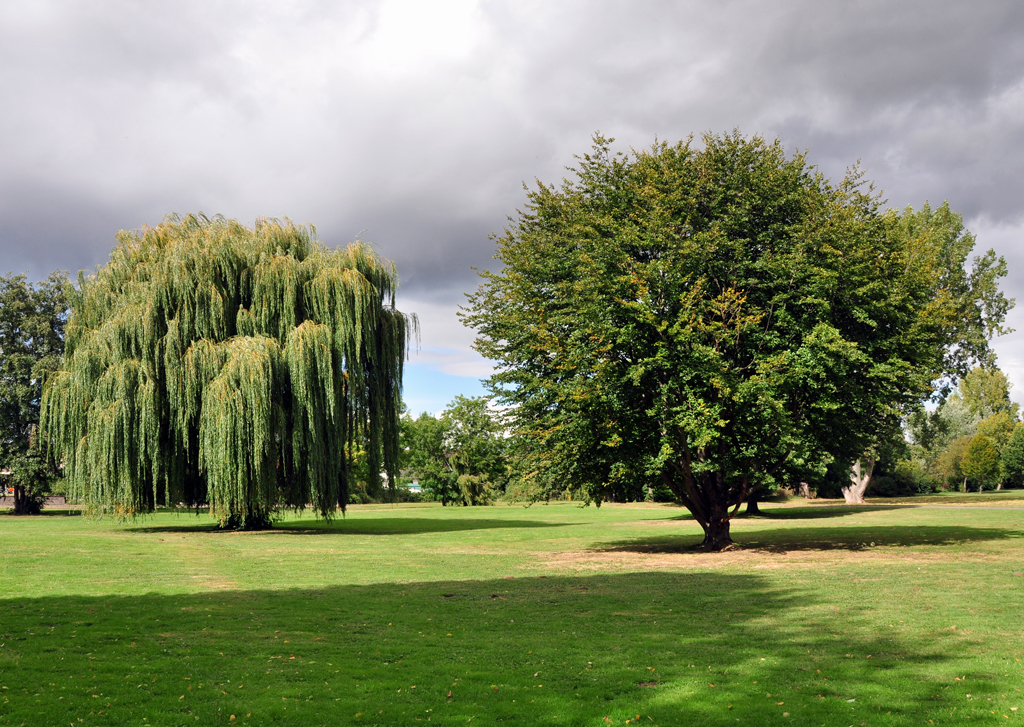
[955,366,1019,419]
[935,435,972,490]
[908,394,976,457]
[0,272,68,513]
[40,215,411,526]
[908,366,1020,491]
[1000,423,1024,488]
[976,411,1016,451]
[891,459,939,495]
[842,422,939,498]
[960,434,1001,491]
[884,203,1013,398]
[400,410,449,499]
[464,132,977,546]
[401,396,506,505]
[871,461,937,497]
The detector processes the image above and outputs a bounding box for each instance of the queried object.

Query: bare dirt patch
[542,544,999,572]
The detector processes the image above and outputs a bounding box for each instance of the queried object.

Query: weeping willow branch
[41,213,412,528]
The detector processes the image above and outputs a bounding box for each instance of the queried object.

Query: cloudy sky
[2,0,1023,413]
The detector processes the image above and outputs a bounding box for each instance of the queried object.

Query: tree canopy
[41,214,411,527]
[0,272,68,513]
[463,132,1010,549]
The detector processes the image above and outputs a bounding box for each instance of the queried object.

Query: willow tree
[41,214,411,528]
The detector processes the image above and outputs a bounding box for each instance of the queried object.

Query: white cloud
[399,294,493,378]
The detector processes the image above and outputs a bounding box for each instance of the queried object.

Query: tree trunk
[744,495,761,515]
[220,510,274,530]
[841,457,874,505]
[699,514,733,550]
[962,476,967,493]
[660,472,739,550]
[11,484,42,515]
[797,481,814,499]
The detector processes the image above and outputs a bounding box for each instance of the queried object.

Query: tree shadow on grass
[742,505,909,519]
[129,517,571,536]
[0,570,986,727]
[596,525,1021,555]
[655,503,905,528]
[0,509,82,518]
[665,504,905,523]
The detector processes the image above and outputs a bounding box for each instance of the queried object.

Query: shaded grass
[2,502,1024,726]
[131,517,571,536]
[823,490,1024,508]
[596,524,1022,554]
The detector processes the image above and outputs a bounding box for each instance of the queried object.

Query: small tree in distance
[960,434,1000,491]
[401,396,506,505]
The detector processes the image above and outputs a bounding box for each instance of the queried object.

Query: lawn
[1,499,1023,726]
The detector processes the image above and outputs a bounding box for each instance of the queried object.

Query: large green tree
[463,132,998,549]
[0,272,68,514]
[41,215,411,528]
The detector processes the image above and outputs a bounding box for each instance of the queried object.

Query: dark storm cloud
[2,0,1023,379]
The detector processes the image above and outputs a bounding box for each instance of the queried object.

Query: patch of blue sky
[402,361,487,417]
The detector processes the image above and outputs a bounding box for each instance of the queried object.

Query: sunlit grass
[2,499,1023,725]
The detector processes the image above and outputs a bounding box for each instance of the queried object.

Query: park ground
[2,492,1024,726]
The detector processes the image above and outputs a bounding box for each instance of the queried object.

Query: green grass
[2,499,1024,726]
